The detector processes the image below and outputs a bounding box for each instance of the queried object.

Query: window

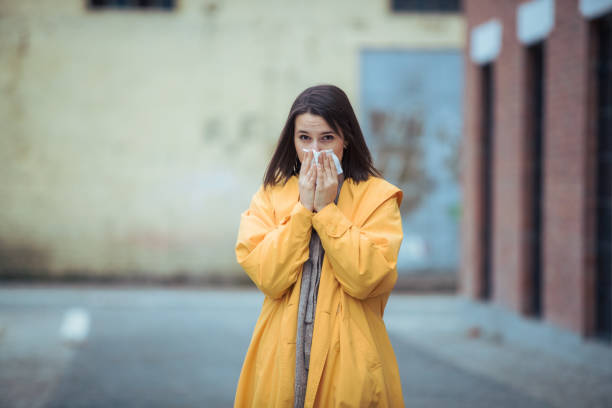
[594,12,612,342]
[88,0,175,10]
[391,0,461,12]
[480,63,494,301]
[525,42,546,318]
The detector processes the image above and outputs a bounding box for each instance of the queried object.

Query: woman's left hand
[314,152,338,212]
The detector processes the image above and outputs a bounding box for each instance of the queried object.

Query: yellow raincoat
[234,175,405,407]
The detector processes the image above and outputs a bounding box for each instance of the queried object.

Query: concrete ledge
[0,270,254,288]
[1,270,459,293]
[458,297,612,377]
[394,272,457,293]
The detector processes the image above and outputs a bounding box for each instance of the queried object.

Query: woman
[234,85,405,407]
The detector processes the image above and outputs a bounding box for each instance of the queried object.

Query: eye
[322,135,335,141]
[299,135,310,141]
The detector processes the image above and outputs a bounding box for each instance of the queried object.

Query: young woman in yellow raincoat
[234,85,405,407]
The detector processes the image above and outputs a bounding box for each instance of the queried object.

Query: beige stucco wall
[0,0,464,279]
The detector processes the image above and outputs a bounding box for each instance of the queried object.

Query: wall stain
[3,29,29,95]
[238,113,257,141]
[202,2,219,15]
[203,117,222,143]
[350,17,368,31]
[370,109,434,216]
[203,114,264,154]
[0,240,51,277]
[437,126,462,182]
[3,25,30,160]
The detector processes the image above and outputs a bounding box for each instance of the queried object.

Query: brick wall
[544,0,592,334]
[462,0,598,336]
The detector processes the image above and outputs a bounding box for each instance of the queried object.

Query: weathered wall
[360,50,464,273]
[0,0,464,279]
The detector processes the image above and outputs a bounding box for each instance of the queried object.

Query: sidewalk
[384,294,612,408]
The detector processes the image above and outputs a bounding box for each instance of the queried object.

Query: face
[294,112,345,164]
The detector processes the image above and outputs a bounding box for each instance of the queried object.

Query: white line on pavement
[60,308,90,345]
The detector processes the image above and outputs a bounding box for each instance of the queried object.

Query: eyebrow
[296,129,336,135]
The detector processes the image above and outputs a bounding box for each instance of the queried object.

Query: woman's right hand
[298,150,316,212]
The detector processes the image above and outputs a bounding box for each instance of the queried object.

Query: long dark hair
[263,84,381,188]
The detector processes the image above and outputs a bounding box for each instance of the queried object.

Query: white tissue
[302,149,343,175]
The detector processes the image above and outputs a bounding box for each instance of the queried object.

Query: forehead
[294,113,335,133]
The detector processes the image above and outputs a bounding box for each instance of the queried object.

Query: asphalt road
[1,286,608,408]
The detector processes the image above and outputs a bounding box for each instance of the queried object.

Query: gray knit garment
[294,177,344,408]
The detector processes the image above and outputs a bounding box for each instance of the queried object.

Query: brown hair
[263,84,381,187]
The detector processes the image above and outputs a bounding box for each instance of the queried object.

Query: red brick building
[461,0,612,342]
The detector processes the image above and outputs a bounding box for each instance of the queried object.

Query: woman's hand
[298,150,316,212]
[314,152,338,212]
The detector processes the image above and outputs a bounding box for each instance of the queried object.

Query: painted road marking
[60,308,90,345]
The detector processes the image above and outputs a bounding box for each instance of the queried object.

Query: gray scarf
[294,176,344,408]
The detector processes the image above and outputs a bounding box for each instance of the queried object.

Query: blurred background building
[0,0,464,282]
[461,0,612,341]
[2,2,611,406]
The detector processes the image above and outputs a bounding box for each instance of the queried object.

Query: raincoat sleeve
[312,194,402,300]
[235,185,313,299]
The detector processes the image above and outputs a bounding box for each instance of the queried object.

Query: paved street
[0,286,610,408]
